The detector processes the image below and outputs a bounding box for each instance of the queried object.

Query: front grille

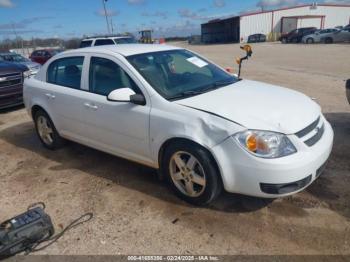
[304,123,325,147]
[295,117,320,138]
[295,116,324,147]
[0,73,22,88]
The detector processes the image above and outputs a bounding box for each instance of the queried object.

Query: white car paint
[23,44,334,198]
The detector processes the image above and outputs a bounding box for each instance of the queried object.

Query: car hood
[176,80,321,134]
[0,61,26,72]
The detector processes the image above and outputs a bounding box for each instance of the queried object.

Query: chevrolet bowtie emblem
[0,77,7,82]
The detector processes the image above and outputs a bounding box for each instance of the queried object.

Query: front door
[80,55,152,165]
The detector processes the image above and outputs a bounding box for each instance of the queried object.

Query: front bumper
[211,118,334,198]
[0,85,23,109]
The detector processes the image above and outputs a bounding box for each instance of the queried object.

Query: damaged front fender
[149,102,245,167]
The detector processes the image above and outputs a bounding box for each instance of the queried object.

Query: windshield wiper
[168,79,236,101]
[168,90,205,100]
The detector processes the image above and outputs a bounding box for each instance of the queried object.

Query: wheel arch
[157,137,223,185]
[31,104,46,119]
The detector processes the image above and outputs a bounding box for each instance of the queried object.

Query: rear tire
[325,37,333,44]
[306,38,314,44]
[162,141,222,206]
[34,110,65,150]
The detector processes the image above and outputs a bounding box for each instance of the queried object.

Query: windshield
[127,49,237,100]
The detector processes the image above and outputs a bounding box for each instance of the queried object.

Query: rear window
[80,40,93,48]
[94,39,115,46]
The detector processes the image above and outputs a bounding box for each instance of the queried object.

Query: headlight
[23,70,31,78]
[234,130,297,158]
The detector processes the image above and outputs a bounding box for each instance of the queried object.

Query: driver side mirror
[107,88,146,106]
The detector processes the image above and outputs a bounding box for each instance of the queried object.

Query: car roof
[82,36,133,41]
[65,44,182,57]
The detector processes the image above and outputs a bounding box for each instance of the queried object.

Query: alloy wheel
[169,151,206,197]
[37,115,54,145]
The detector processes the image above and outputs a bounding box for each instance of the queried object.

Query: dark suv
[0,61,28,109]
[280,27,317,43]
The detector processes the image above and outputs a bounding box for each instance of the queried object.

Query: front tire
[162,142,222,206]
[306,38,314,44]
[34,110,65,150]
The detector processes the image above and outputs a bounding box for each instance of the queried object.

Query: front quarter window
[127,49,237,100]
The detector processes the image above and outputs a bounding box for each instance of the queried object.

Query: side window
[94,39,115,46]
[47,56,84,89]
[89,57,139,96]
[80,40,93,48]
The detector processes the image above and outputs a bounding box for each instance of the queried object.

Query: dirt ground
[0,42,349,255]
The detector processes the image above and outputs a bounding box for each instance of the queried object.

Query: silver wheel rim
[37,115,54,145]
[169,151,206,197]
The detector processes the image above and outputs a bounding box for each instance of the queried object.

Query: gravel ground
[0,42,349,255]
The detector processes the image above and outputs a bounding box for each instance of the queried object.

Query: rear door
[45,55,90,140]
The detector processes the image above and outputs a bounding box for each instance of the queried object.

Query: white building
[201,3,350,43]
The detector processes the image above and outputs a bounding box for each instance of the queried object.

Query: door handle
[84,102,98,110]
[45,93,55,100]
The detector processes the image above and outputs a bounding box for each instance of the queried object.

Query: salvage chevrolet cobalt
[23,44,334,205]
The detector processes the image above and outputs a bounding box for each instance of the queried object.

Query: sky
[0,0,348,39]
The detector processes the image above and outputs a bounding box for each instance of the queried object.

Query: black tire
[306,38,314,44]
[325,37,333,44]
[281,38,287,44]
[162,141,222,206]
[34,109,65,150]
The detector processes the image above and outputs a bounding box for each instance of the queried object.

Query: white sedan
[23,44,334,205]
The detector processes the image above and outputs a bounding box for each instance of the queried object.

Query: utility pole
[110,17,114,34]
[102,0,110,34]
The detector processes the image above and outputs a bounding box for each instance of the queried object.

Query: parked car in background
[302,28,340,44]
[24,44,333,205]
[0,61,30,109]
[79,36,137,48]
[280,27,317,43]
[346,79,350,105]
[29,49,63,65]
[242,34,267,43]
[320,28,350,43]
[0,52,41,75]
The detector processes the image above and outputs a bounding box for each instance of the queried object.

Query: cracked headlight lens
[234,130,297,158]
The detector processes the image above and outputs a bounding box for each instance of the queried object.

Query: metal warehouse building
[201,3,350,43]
